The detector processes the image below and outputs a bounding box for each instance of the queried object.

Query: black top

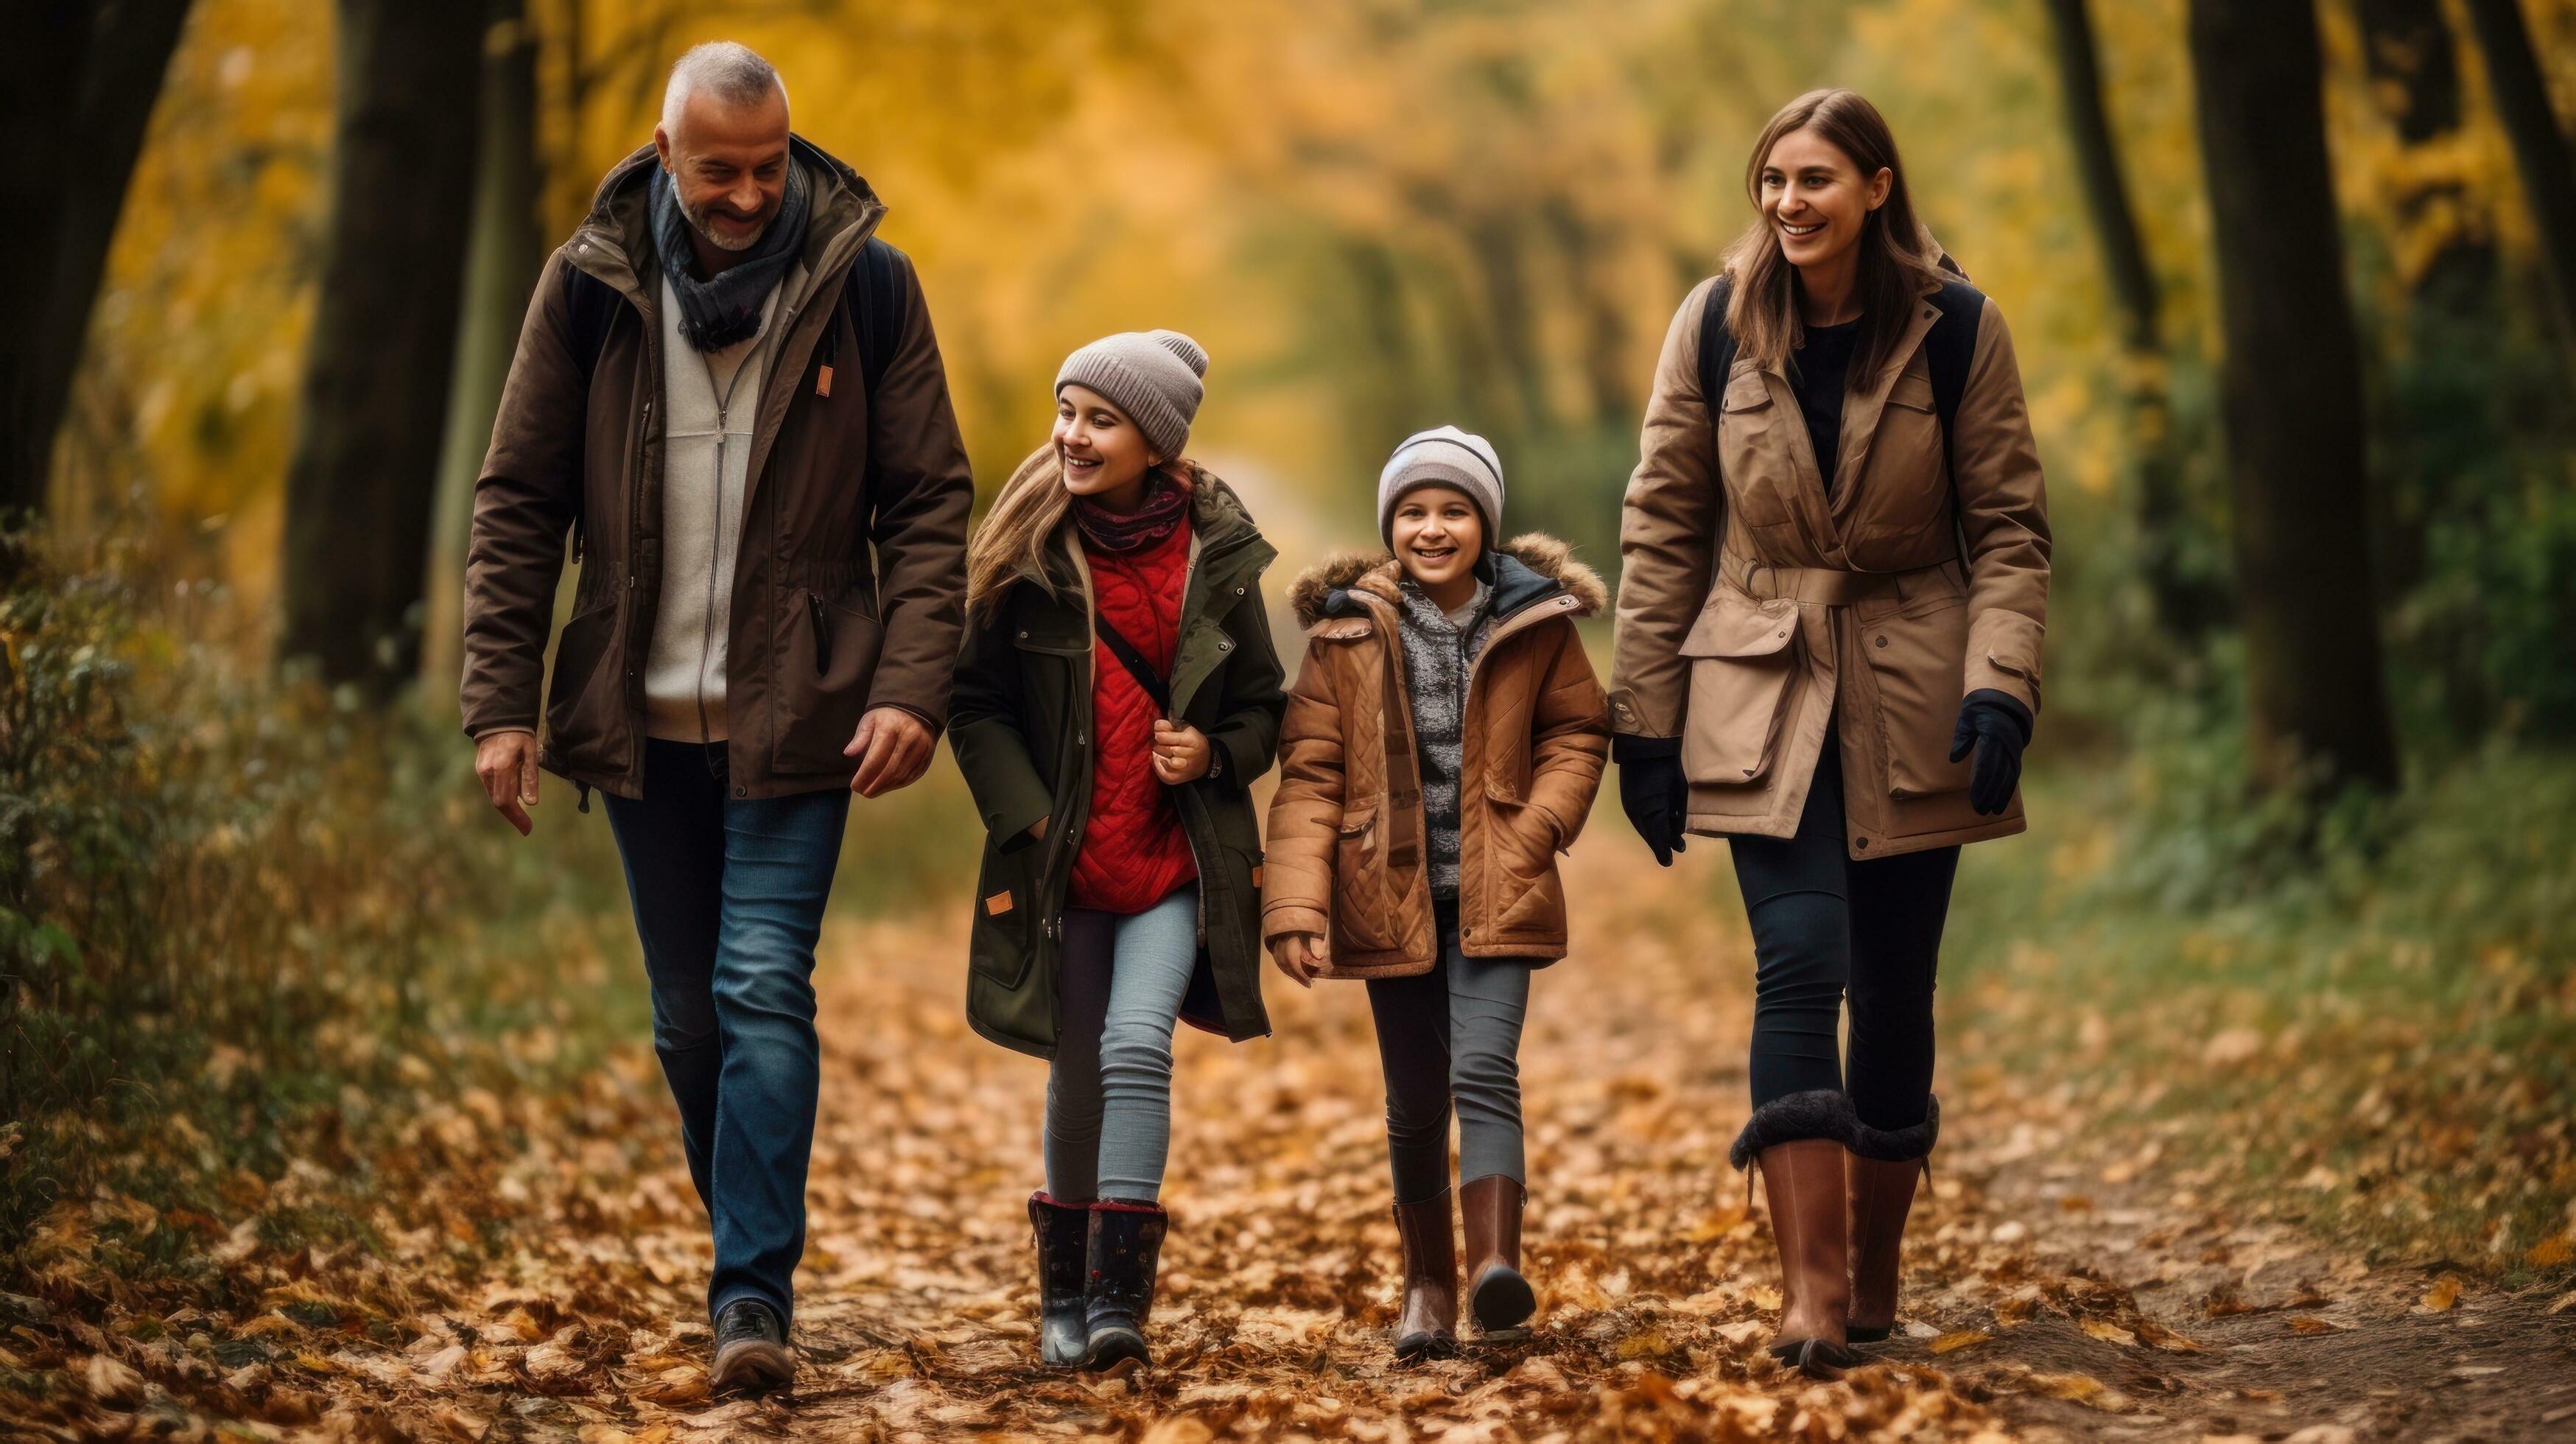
[1788,317,1862,495]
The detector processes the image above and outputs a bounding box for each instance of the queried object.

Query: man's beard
[682,194,770,253]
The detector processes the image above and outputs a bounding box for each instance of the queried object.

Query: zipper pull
[807,591,830,673]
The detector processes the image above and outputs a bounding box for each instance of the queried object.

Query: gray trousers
[1364,897,1532,1203]
[1043,883,1198,1203]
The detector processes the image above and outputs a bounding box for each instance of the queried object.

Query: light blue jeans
[1043,884,1199,1202]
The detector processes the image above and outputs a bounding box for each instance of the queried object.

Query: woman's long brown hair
[1722,88,1947,382]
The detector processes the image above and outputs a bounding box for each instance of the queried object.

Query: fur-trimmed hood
[1286,533,1607,628]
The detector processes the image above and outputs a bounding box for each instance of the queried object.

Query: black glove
[1614,735,1691,866]
[1947,689,2032,816]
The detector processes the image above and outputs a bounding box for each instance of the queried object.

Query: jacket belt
[1720,550,1962,606]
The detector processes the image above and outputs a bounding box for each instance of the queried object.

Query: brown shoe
[1756,1138,1860,1378]
[1391,1188,1459,1361]
[709,1300,795,1395]
[1847,1156,1924,1342]
[1460,1174,1534,1339]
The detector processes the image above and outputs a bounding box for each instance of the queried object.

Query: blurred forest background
[4,0,2576,1426]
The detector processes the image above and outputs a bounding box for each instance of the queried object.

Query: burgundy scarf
[1073,468,1191,553]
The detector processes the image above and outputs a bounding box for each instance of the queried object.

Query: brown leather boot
[1391,1188,1459,1361]
[1460,1174,1534,1339]
[1846,1156,1923,1343]
[1757,1138,1860,1378]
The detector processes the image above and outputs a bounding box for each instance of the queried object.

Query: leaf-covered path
[11,836,2575,1441]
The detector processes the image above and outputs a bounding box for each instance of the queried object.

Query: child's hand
[1271,932,1327,987]
[1151,720,1212,784]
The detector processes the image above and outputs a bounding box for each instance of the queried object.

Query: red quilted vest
[1068,517,1198,914]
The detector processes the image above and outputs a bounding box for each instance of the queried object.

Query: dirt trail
[14,834,2574,1440]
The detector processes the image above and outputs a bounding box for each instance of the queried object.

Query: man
[460,42,972,1395]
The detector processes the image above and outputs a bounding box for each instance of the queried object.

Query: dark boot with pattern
[1083,1199,1170,1370]
[1392,1188,1459,1361]
[1029,1193,1092,1367]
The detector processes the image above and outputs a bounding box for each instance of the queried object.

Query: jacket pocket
[773,588,885,774]
[1718,369,1797,528]
[1332,805,1400,956]
[544,595,627,771]
[969,843,1039,990]
[1679,589,1800,785]
[1861,595,1973,800]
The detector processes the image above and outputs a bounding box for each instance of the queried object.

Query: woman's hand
[1271,932,1327,987]
[1151,720,1212,784]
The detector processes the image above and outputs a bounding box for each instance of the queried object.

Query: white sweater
[641,265,803,743]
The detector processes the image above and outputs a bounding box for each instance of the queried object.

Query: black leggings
[1727,727,1959,1133]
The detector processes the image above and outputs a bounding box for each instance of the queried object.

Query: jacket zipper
[807,590,830,673]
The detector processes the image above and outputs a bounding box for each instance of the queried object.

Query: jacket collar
[1288,533,1607,631]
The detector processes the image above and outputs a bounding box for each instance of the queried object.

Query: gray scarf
[650,156,811,352]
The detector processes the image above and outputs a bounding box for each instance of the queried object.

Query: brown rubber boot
[1460,1174,1534,1339]
[1846,1156,1923,1343]
[1757,1138,1860,1378]
[1391,1188,1459,1361]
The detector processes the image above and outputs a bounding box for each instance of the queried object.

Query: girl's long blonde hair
[964,444,1193,620]
[1722,88,1946,380]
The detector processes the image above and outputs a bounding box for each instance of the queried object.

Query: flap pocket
[1680,592,1800,786]
[1011,624,1090,656]
[1722,374,1773,413]
[1886,370,1936,413]
[1681,592,1799,659]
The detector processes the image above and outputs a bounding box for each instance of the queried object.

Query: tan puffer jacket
[1263,536,1611,977]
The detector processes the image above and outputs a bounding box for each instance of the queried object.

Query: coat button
[1855,838,1870,849]
[1875,635,1889,648]
[734,786,748,798]
[1776,629,1789,639]
[1218,639,1232,651]
[1235,585,1246,595]
[1017,630,1028,639]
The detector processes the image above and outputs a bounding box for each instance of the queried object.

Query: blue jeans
[603,738,849,1327]
[1043,884,1200,1202]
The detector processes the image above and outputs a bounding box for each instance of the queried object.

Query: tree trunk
[278,0,484,698]
[2463,0,2576,354]
[0,1,192,535]
[420,0,547,711]
[2042,0,2158,353]
[2186,0,2400,793]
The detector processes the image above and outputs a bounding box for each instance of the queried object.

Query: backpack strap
[846,236,908,390]
[1694,274,1739,417]
[559,256,622,564]
[1923,278,1984,458]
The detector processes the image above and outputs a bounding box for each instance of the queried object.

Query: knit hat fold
[1377,426,1505,546]
[1055,329,1209,461]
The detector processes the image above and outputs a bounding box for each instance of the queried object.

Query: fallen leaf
[2286,1316,2345,1334]
[1930,1330,1991,1354]
[2421,1277,2461,1313]
[2080,1319,2136,1347]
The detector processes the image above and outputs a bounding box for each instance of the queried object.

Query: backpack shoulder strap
[1694,274,1738,413]
[845,236,913,393]
[563,256,621,386]
[1923,278,1985,445]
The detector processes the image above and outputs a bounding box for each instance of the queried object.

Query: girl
[950,331,1286,1372]
[1264,427,1610,1361]
[1609,90,2052,1376]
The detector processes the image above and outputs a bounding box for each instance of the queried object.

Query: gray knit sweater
[1394,578,1492,899]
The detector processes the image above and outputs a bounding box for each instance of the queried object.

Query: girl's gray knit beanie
[1054,330,1210,461]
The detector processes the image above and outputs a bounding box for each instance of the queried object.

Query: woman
[1264,428,1609,1360]
[950,330,1286,1372]
[1608,89,2051,1376]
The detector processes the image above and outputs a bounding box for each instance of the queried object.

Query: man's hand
[1151,720,1212,785]
[476,731,541,836]
[1271,932,1327,988]
[844,707,937,798]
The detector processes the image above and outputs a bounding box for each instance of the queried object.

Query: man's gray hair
[661,42,787,130]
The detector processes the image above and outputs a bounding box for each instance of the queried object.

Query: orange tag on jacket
[815,363,835,398]
[984,891,1013,916]
[1251,866,1263,890]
